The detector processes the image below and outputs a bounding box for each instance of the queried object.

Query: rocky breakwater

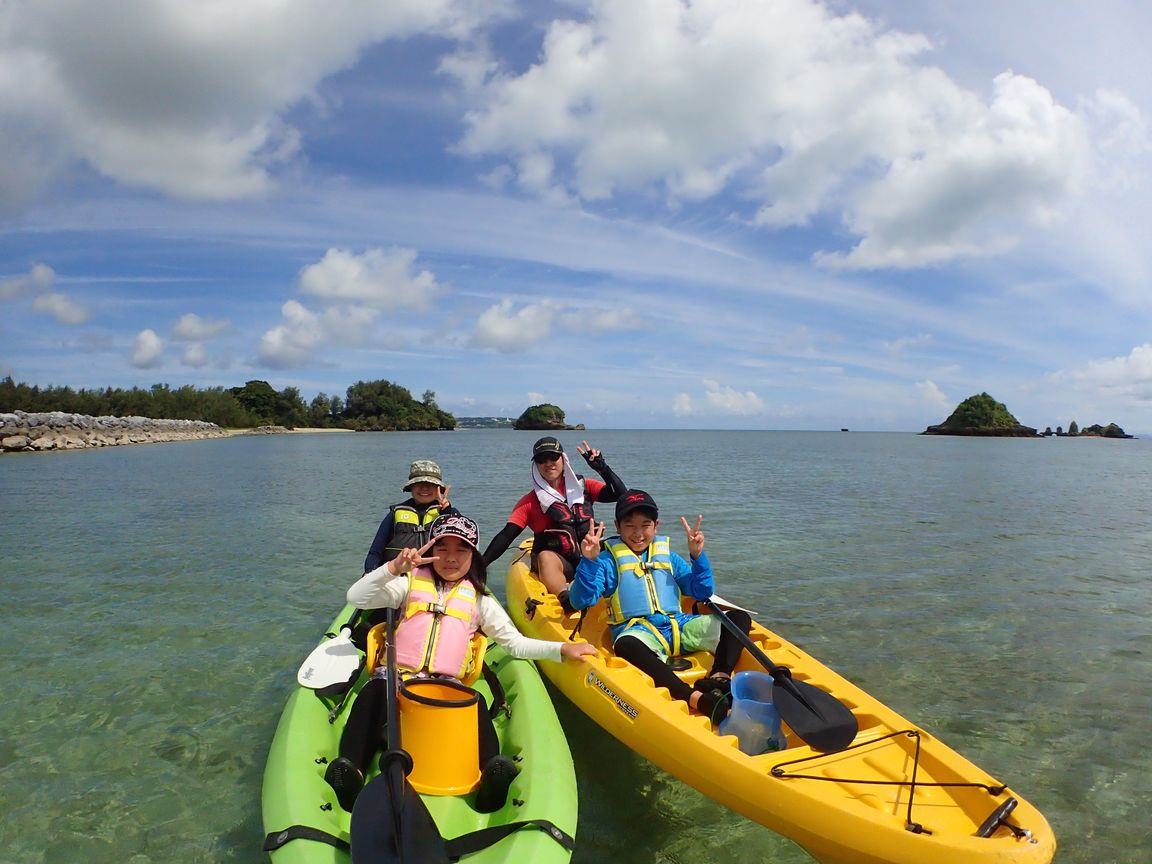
[0,411,230,453]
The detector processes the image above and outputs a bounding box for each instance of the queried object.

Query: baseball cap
[429,513,481,552]
[616,489,658,521]
[531,437,564,459]
[403,459,444,490]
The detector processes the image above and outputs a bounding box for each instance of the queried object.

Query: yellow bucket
[398,678,482,795]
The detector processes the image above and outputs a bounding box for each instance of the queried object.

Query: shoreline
[0,412,349,454]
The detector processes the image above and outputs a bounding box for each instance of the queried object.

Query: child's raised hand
[389,538,438,575]
[437,484,452,509]
[560,642,597,663]
[581,520,605,560]
[681,515,705,559]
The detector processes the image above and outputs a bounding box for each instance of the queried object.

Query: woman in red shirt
[482,436,627,613]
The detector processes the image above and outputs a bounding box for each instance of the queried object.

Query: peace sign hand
[581,520,606,560]
[437,484,452,510]
[681,515,705,559]
[577,440,606,471]
[389,538,439,576]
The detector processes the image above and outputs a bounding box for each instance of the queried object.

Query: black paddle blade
[350,768,448,864]
[773,677,858,753]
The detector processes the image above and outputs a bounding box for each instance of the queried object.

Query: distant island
[513,403,584,431]
[1045,422,1134,439]
[924,392,1133,438]
[456,417,515,429]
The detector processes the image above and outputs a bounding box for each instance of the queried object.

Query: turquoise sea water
[1,430,1150,863]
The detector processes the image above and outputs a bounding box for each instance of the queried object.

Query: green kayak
[262,606,579,863]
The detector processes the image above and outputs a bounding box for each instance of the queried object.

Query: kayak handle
[976,796,1029,839]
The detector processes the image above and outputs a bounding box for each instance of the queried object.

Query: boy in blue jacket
[569,489,752,724]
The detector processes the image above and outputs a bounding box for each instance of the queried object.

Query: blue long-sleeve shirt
[569,541,714,612]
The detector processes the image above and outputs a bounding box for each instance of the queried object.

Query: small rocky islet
[922,393,1133,438]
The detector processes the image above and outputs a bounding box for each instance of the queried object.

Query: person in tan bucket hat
[354,459,456,645]
[364,459,453,574]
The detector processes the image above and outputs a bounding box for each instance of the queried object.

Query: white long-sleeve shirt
[347,564,564,664]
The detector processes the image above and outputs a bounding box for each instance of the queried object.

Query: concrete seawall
[0,411,231,453]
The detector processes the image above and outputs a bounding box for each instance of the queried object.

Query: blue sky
[2,0,1150,432]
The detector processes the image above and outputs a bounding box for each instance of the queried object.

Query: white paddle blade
[297,629,362,688]
[708,593,759,617]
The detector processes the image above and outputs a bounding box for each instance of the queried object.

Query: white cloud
[319,304,381,346]
[819,72,1092,269]
[255,248,438,368]
[130,328,164,368]
[1082,88,1151,193]
[299,247,441,309]
[470,296,635,352]
[884,333,933,356]
[0,0,487,204]
[673,392,693,416]
[32,292,89,325]
[915,379,951,411]
[0,262,55,299]
[458,0,1120,269]
[1061,344,1152,401]
[471,298,558,352]
[558,305,635,332]
[1,262,88,323]
[257,300,325,368]
[702,379,765,415]
[172,312,229,341]
[181,343,209,368]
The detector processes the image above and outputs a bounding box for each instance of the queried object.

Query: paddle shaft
[337,607,363,636]
[350,607,448,864]
[705,600,793,680]
[385,607,400,751]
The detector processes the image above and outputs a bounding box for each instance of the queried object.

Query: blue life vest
[605,536,684,655]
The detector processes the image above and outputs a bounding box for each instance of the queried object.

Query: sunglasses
[533,453,563,464]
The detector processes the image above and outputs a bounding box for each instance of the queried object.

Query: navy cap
[531,437,563,459]
[615,489,658,521]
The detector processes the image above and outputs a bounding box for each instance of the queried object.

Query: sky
[2,0,1151,432]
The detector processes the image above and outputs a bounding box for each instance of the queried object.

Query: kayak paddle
[350,607,448,863]
[297,609,363,689]
[705,600,857,753]
[708,592,759,616]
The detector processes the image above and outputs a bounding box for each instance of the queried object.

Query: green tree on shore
[1,375,451,430]
[343,380,454,430]
[1,376,259,426]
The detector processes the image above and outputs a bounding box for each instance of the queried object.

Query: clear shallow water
[1,430,1149,863]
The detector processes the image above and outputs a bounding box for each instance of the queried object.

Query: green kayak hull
[261,606,578,863]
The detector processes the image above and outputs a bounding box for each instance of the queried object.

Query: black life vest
[534,478,594,562]
[383,503,440,562]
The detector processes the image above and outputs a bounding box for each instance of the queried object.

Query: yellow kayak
[505,543,1056,864]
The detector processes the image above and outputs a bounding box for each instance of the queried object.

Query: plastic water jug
[718,670,787,755]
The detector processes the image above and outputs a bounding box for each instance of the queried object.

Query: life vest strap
[622,616,680,657]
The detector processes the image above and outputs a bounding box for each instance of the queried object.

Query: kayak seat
[365,623,488,687]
